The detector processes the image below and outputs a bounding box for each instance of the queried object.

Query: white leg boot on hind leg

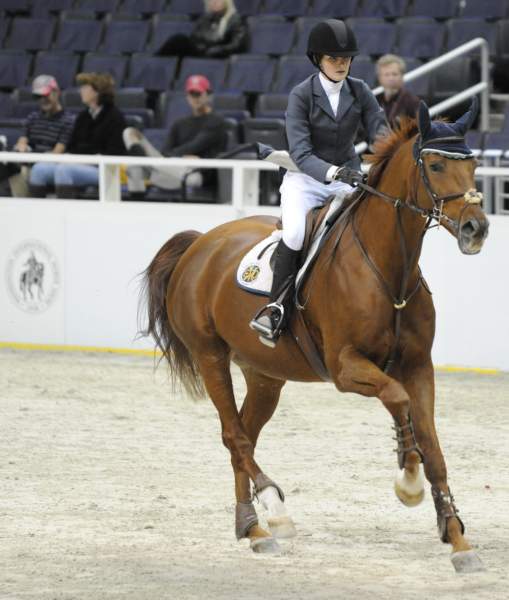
[258,486,297,539]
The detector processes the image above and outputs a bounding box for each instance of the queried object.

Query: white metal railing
[355,37,490,155]
[1,151,508,214]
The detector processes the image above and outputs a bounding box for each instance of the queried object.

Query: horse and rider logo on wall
[5,240,60,313]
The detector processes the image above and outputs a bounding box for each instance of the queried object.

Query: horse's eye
[430,162,444,172]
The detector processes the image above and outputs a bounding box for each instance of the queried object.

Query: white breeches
[279,171,354,251]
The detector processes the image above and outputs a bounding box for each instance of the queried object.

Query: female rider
[250,19,388,346]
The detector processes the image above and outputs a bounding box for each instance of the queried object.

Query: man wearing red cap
[123,74,227,199]
[6,75,74,197]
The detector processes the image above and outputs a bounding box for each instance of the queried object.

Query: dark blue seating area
[0,0,508,152]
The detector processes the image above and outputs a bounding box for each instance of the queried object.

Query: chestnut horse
[142,101,489,572]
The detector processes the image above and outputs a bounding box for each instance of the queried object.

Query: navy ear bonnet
[412,96,479,161]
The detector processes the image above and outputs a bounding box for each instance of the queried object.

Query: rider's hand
[332,166,366,187]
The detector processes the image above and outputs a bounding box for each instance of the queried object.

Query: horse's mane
[363,116,419,188]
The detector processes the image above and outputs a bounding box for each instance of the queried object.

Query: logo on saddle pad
[241,264,261,283]
[5,240,60,313]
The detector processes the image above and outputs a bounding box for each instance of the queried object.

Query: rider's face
[319,55,352,82]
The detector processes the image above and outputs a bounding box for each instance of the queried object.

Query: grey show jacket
[286,73,388,182]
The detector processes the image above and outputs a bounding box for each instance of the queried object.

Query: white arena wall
[0,198,508,371]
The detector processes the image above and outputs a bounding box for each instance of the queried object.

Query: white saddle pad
[236,198,343,296]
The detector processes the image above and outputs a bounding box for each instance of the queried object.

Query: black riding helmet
[307,19,359,70]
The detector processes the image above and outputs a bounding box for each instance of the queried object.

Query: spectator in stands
[122,74,227,200]
[29,72,126,198]
[376,54,420,127]
[4,75,74,197]
[156,0,248,58]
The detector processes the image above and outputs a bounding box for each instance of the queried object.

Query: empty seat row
[0,16,507,57]
[2,0,509,20]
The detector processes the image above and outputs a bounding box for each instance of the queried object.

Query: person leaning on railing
[29,72,126,199]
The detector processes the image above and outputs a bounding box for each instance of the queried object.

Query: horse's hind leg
[334,346,424,506]
[235,367,296,541]
[194,347,284,553]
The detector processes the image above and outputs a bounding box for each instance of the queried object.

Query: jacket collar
[311,73,354,122]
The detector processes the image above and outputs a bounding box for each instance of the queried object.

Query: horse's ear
[417,100,431,138]
[454,96,479,135]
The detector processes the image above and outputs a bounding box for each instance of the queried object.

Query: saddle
[237,188,366,381]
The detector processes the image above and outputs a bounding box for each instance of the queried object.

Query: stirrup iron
[249,302,285,347]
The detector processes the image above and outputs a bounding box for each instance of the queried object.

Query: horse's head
[414,98,489,255]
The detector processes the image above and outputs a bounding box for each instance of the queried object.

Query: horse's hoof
[250,536,281,554]
[268,515,297,539]
[451,550,486,573]
[394,467,425,507]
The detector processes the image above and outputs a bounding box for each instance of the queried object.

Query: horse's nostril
[461,220,476,236]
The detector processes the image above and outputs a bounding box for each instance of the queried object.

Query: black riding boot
[249,240,300,347]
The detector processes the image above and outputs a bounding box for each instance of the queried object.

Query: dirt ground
[1,348,508,600]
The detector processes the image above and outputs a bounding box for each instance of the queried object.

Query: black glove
[332,166,366,187]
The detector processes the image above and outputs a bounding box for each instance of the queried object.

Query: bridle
[351,134,482,373]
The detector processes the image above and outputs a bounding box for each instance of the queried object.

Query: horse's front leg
[403,360,485,573]
[332,345,425,506]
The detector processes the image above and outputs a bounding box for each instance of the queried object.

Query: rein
[351,136,480,373]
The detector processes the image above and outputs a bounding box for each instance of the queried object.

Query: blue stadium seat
[120,0,167,16]
[465,130,484,151]
[143,128,167,152]
[115,88,154,127]
[248,16,296,56]
[308,0,357,18]
[496,19,509,57]
[0,91,13,117]
[148,18,194,53]
[429,56,475,105]
[461,0,508,19]
[0,125,24,147]
[82,53,128,86]
[242,118,287,150]
[33,51,80,89]
[292,17,322,55]
[0,50,31,88]
[31,0,75,17]
[272,55,315,93]
[74,0,121,14]
[483,132,509,151]
[53,19,103,52]
[350,55,375,87]
[101,19,150,54]
[396,18,445,59]
[235,0,262,17]
[0,0,30,14]
[126,54,177,91]
[254,93,288,119]
[348,19,397,57]
[174,58,228,92]
[446,18,496,54]
[407,0,459,19]
[400,57,430,100]
[357,0,407,18]
[0,17,10,47]
[214,93,249,121]
[168,0,204,17]
[261,0,309,18]
[225,54,275,94]
[5,18,55,51]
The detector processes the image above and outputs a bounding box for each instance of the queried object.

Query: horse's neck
[354,155,425,288]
